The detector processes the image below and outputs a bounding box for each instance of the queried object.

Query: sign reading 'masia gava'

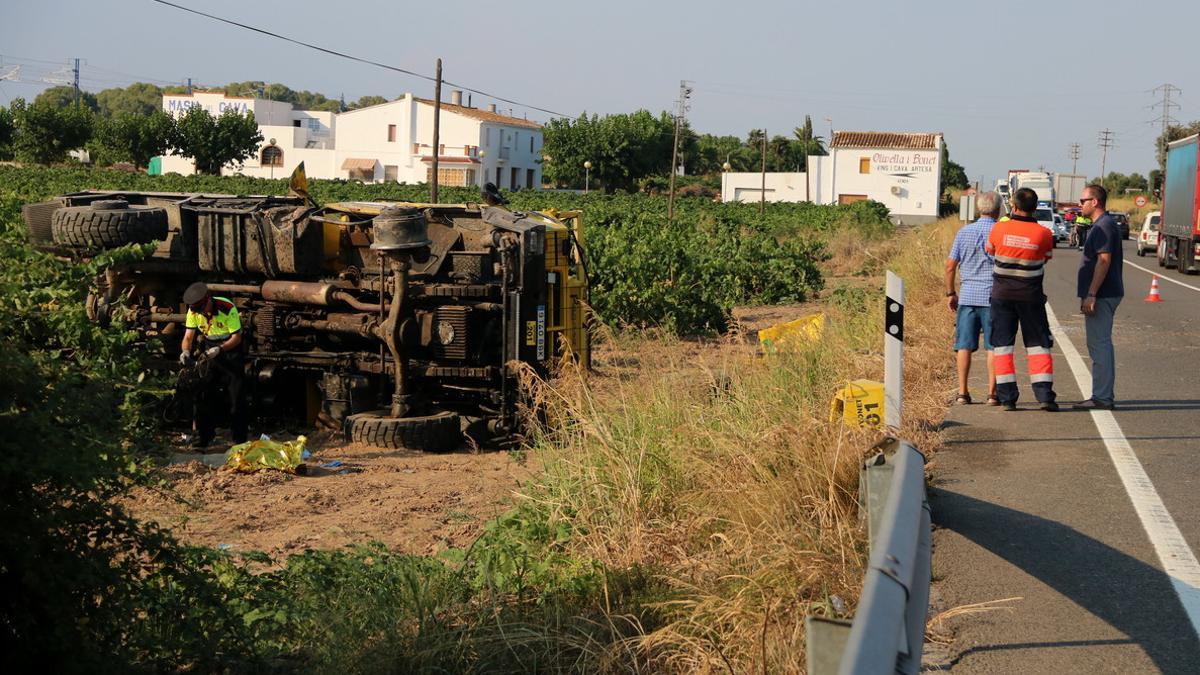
[870,152,938,175]
[163,96,252,118]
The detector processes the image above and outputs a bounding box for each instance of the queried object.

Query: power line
[149,0,568,118]
[667,80,692,223]
[1097,129,1115,184]
[1150,83,1181,169]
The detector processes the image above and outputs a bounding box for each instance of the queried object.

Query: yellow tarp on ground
[758,313,825,352]
[225,436,307,473]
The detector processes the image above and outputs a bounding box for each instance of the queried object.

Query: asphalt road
[928,237,1200,673]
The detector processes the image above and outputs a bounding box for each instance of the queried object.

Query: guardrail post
[806,441,930,674]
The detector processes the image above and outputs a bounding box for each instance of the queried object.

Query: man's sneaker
[1073,398,1114,411]
[1001,401,1017,411]
[1040,401,1060,412]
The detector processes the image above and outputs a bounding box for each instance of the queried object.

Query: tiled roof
[414,98,542,129]
[831,131,941,150]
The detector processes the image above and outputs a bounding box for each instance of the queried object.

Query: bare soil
[125,430,532,559]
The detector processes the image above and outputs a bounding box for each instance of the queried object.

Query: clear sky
[3,0,1197,189]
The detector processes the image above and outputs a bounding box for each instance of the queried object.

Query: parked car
[1110,211,1131,239]
[1137,210,1161,257]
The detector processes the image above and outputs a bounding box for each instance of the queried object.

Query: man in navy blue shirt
[1075,184,1124,410]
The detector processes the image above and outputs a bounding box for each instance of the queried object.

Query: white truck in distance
[1053,173,1087,209]
[1010,171,1055,207]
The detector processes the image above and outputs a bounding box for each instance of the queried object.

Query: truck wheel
[1157,239,1167,267]
[347,410,462,452]
[50,201,168,250]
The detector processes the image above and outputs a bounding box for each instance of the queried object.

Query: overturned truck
[23,179,590,451]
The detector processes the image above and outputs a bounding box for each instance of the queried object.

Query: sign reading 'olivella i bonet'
[869,152,939,177]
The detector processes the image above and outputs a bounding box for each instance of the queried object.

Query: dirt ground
[125,304,824,561]
[126,429,532,559]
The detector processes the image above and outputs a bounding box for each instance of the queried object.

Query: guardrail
[806,438,932,674]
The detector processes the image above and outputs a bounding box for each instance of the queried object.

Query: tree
[172,106,263,175]
[940,140,969,192]
[791,115,826,171]
[32,85,99,112]
[9,97,94,164]
[91,110,175,168]
[1092,172,1149,195]
[1150,169,1163,197]
[1155,120,1200,169]
[691,134,754,174]
[541,110,675,192]
[96,83,163,118]
[0,106,14,160]
[348,95,389,110]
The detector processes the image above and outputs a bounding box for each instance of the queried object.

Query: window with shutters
[859,157,870,174]
[387,124,396,142]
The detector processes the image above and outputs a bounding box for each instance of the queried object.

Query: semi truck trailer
[1157,134,1200,273]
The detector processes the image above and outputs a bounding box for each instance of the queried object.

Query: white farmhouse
[721,131,945,225]
[158,90,544,190]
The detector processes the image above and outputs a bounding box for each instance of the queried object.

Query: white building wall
[410,99,485,186]
[157,91,542,188]
[721,172,808,203]
[333,97,420,182]
[807,137,943,224]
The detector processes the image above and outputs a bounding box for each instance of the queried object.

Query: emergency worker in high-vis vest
[985,187,1059,411]
[180,282,248,448]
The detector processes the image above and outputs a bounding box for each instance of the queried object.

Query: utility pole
[72,58,80,107]
[667,80,692,224]
[1097,129,1114,187]
[431,58,442,203]
[760,128,767,215]
[1150,83,1181,170]
[1068,142,1080,174]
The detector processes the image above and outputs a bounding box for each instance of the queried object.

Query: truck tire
[347,410,461,452]
[50,201,168,250]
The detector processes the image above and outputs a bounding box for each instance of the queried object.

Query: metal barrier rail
[806,439,931,674]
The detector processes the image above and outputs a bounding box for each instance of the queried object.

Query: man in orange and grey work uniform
[985,187,1059,412]
[179,282,248,448]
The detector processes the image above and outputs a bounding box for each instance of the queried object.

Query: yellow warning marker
[829,379,885,428]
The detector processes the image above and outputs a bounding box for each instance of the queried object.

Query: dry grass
[517,216,962,671]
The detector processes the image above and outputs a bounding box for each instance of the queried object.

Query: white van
[1137,211,1161,257]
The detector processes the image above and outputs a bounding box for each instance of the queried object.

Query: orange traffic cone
[1145,275,1164,302]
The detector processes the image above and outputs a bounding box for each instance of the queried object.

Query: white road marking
[1124,259,1200,293]
[1046,302,1200,640]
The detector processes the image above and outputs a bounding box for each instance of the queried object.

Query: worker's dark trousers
[989,296,1056,405]
[195,347,248,445]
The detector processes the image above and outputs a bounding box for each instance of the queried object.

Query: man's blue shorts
[954,304,993,351]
